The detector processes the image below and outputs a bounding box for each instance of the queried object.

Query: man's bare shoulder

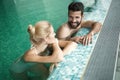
[59,23,70,29]
[57,22,70,32]
[56,23,71,39]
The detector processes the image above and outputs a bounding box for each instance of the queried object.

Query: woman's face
[48,27,56,38]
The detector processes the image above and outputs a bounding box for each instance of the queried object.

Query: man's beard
[68,21,81,29]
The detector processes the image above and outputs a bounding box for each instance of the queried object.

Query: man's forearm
[90,22,102,35]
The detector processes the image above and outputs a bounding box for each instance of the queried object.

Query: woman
[10,21,77,80]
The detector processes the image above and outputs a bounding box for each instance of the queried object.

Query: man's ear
[82,15,84,18]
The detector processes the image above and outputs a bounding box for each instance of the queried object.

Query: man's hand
[70,36,83,43]
[70,33,93,45]
[82,33,93,45]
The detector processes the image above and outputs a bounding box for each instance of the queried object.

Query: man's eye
[76,17,80,18]
[69,16,72,18]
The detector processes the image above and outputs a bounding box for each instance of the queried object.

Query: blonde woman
[10,21,77,80]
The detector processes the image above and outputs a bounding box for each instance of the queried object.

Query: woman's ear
[43,37,49,44]
[44,36,53,44]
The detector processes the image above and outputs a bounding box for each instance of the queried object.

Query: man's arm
[81,20,102,35]
[80,20,102,45]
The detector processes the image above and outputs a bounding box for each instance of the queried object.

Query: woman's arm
[23,47,63,63]
[23,39,77,63]
[58,40,77,56]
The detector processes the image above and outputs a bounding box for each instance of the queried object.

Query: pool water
[0,0,71,80]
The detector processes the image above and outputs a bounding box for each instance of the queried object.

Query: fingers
[83,36,87,45]
[78,37,83,44]
[49,63,58,73]
[49,64,55,73]
[82,35,92,45]
[71,35,93,45]
[54,63,58,67]
[73,36,83,43]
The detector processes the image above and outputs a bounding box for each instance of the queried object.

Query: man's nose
[72,18,76,22]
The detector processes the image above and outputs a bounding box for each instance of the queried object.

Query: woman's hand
[49,63,58,73]
[46,37,58,45]
[49,38,64,62]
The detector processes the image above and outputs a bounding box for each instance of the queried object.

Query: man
[56,2,102,45]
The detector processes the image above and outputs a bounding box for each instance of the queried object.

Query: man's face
[68,11,82,29]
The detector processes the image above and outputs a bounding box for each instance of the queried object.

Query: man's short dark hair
[68,2,84,15]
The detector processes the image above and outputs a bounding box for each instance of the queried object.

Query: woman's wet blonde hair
[28,21,52,42]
